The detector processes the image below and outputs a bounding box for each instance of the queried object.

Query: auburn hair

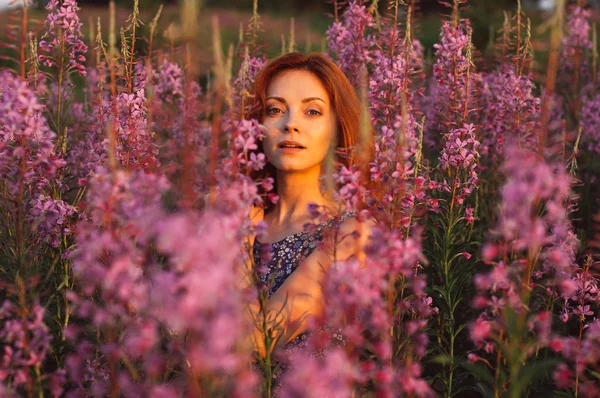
[248,52,373,211]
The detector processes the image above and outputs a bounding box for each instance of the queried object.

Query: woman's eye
[307,109,321,116]
[267,107,282,115]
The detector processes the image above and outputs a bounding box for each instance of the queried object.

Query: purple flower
[367,28,427,230]
[66,167,258,395]
[470,315,492,343]
[439,123,480,169]
[278,349,355,398]
[326,1,376,85]
[579,78,600,154]
[479,70,541,160]
[0,300,63,395]
[232,51,268,118]
[472,144,580,375]
[152,59,185,104]
[0,72,64,196]
[39,0,88,76]
[487,146,576,263]
[396,362,435,397]
[553,363,574,389]
[573,305,594,318]
[333,165,365,210]
[108,89,160,170]
[438,123,480,206]
[25,194,78,247]
[558,7,594,91]
[430,19,479,131]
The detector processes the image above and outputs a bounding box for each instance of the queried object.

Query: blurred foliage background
[1,0,599,84]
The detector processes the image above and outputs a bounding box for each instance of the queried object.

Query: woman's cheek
[262,130,277,160]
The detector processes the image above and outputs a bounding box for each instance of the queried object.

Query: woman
[246,52,374,371]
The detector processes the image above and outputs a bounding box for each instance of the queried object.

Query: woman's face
[262,69,337,174]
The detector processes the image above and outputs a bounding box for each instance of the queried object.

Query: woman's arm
[248,215,374,359]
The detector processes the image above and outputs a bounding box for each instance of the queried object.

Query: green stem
[55,28,66,152]
[442,210,457,397]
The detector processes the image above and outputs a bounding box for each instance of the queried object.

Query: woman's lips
[278,146,305,153]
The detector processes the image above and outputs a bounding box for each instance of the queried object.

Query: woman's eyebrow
[266,96,326,104]
[301,97,326,104]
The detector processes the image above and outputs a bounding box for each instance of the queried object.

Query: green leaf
[552,391,574,398]
[514,358,561,393]
[451,385,487,397]
[429,354,453,365]
[454,323,467,338]
[460,361,496,385]
[589,369,600,380]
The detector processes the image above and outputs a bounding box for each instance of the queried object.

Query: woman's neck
[269,167,330,225]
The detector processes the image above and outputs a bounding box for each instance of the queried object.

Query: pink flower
[0,300,62,392]
[429,19,479,134]
[326,1,375,86]
[573,305,594,319]
[549,338,564,353]
[278,349,355,398]
[0,72,63,196]
[470,316,492,343]
[479,70,540,159]
[25,194,78,248]
[39,0,88,76]
[553,363,574,389]
[559,7,594,93]
[467,353,481,363]
[152,59,185,104]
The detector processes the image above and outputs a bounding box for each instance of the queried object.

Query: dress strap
[340,209,358,222]
[316,209,358,230]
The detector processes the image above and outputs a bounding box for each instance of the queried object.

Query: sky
[0,0,20,10]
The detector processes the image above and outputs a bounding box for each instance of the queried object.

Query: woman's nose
[283,112,300,133]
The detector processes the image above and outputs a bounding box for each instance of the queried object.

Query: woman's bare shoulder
[323,210,376,260]
[338,211,376,238]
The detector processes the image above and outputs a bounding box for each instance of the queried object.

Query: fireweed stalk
[422,2,483,395]
[568,6,599,155]
[0,72,72,251]
[476,4,540,252]
[557,6,594,124]
[551,255,600,397]
[579,75,600,155]
[326,1,376,86]
[65,167,259,397]
[0,298,66,397]
[1,6,85,397]
[479,12,539,161]
[233,0,268,120]
[366,3,437,394]
[0,71,76,398]
[471,144,578,397]
[426,2,479,146]
[221,6,279,393]
[230,119,280,397]
[368,1,428,232]
[39,0,88,151]
[279,230,434,398]
[212,17,283,395]
[556,5,600,269]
